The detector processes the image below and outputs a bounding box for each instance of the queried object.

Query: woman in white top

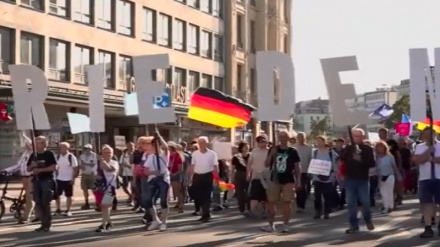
[96,145,119,232]
[141,133,170,232]
[1,132,34,224]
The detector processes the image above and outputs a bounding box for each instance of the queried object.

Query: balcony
[233,44,246,63]
[236,0,246,13]
[47,68,67,82]
[0,60,9,74]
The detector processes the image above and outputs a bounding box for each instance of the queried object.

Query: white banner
[307,159,331,176]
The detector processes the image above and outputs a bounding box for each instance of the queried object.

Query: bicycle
[0,172,26,222]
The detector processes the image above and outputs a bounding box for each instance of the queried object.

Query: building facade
[0,0,228,167]
[294,98,332,136]
[224,0,292,144]
[395,79,410,100]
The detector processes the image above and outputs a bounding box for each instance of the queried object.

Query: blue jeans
[345,179,372,229]
[144,178,169,209]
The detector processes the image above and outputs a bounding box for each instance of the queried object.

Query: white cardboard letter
[85,65,105,132]
[255,51,295,121]
[132,54,175,124]
[320,56,369,126]
[409,48,440,122]
[9,65,50,130]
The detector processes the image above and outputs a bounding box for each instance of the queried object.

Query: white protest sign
[255,51,295,121]
[409,48,440,122]
[132,54,176,124]
[368,132,380,143]
[66,113,91,134]
[320,56,369,126]
[114,135,126,150]
[307,159,331,176]
[213,142,232,160]
[85,65,105,132]
[9,65,50,130]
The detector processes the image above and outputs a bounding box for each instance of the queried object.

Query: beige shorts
[81,174,95,190]
[266,181,295,202]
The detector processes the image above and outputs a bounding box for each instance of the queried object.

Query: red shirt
[169,152,183,174]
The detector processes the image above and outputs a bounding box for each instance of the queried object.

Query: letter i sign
[0,102,12,122]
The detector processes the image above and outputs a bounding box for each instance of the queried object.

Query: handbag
[101,191,115,206]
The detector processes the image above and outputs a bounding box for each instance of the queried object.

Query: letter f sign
[409,48,440,122]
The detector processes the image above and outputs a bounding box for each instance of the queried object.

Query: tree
[309,117,330,139]
[382,95,410,129]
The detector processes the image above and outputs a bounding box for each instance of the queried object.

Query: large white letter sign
[409,48,440,122]
[9,65,50,130]
[255,51,295,121]
[85,65,105,132]
[320,56,369,126]
[132,54,175,124]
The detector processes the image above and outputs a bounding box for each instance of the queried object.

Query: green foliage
[309,117,330,139]
[382,95,410,129]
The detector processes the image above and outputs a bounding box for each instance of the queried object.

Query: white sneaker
[159,223,167,231]
[260,224,276,233]
[281,224,290,233]
[147,221,161,231]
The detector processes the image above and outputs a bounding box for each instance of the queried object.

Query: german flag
[188,87,256,128]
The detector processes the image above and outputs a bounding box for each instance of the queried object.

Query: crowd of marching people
[1,126,440,239]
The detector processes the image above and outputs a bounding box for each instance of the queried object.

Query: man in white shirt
[79,144,97,210]
[414,128,440,238]
[54,142,78,216]
[188,136,218,222]
[294,132,313,212]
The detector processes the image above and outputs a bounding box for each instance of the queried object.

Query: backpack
[313,149,333,181]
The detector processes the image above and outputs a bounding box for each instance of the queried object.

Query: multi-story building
[225,0,292,143]
[0,0,227,167]
[293,98,332,135]
[395,79,410,100]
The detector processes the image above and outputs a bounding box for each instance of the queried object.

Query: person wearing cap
[79,144,98,210]
[246,135,269,218]
[1,131,36,224]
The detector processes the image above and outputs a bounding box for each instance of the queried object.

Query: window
[250,0,256,7]
[188,71,199,91]
[175,0,185,3]
[74,0,91,24]
[237,64,243,91]
[250,21,256,52]
[201,31,212,58]
[49,0,68,17]
[97,50,115,88]
[49,39,68,81]
[214,77,224,92]
[162,68,172,84]
[188,0,199,8]
[236,15,243,48]
[21,0,43,10]
[200,0,211,13]
[96,0,113,30]
[73,45,92,84]
[213,0,222,17]
[173,19,185,51]
[118,55,132,90]
[20,32,43,69]
[143,8,156,42]
[158,14,171,47]
[250,68,256,93]
[0,27,14,74]
[117,0,133,36]
[201,74,212,88]
[283,35,289,54]
[284,0,289,22]
[188,24,199,54]
[213,34,222,61]
[173,67,186,87]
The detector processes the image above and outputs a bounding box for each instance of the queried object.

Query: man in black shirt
[341,128,375,234]
[262,131,301,233]
[27,136,57,232]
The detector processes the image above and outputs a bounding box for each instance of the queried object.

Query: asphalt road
[0,197,439,247]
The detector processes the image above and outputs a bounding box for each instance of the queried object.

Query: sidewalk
[2,177,129,203]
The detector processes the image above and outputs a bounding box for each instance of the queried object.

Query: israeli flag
[369,103,394,118]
